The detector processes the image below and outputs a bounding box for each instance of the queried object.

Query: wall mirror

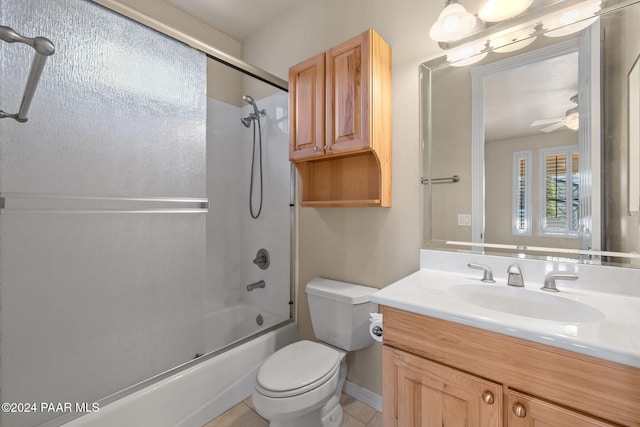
[421,0,640,267]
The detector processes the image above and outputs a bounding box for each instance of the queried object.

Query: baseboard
[343,380,383,413]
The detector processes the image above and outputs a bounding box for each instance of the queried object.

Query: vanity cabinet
[288,29,392,207]
[381,306,640,427]
[387,346,502,426]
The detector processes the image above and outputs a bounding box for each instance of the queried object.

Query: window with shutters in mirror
[539,146,580,237]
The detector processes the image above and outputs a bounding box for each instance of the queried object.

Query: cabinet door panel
[289,53,325,160]
[326,33,370,154]
[384,345,502,427]
[508,391,617,427]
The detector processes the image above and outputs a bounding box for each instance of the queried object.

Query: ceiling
[165,0,579,142]
[164,0,299,41]
[484,51,579,141]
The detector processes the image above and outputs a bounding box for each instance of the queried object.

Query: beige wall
[485,132,579,249]
[428,65,474,243]
[602,4,640,258]
[241,0,456,394]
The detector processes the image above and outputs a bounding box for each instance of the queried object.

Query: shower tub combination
[56,308,295,427]
[1,1,294,426]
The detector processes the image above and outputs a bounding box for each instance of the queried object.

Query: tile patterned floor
[203,393,382,427]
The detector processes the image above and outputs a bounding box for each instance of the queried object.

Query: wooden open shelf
[294,150,389,207]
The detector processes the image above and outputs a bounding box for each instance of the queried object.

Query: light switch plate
[458,214,471,226]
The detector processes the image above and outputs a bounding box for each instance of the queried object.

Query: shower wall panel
[0,1,206,426]
[206,92,290,322]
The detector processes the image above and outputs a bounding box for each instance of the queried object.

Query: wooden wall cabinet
[289,29,392,207]
[382,306,640,427]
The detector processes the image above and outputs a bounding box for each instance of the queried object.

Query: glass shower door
[0,1,207,426]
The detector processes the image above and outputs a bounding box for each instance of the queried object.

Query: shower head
[243,94,260,117]
[240,94,266,128]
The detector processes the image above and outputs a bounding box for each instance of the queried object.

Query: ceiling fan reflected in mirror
[530,95,579,133]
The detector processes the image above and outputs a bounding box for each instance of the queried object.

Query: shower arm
[0,25,55,123]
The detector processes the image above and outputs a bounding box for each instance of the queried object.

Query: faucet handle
[542,273,578,292]
[507,264,524,287]
[467,263,495,283]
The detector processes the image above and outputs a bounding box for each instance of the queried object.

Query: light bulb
[565,112,579,130]
[544,1,602,37]
[429,2,477,42]
[447,43,487,67]
[478,0,534,23]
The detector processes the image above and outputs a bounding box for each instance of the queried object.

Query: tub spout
[246,280,266,291]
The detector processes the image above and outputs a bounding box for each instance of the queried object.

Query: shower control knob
[253,248,270,270]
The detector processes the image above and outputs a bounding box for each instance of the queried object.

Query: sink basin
[448,285,606,323]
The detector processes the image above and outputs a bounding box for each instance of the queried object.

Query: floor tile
[340,393,377,424]
[204,393,381,426]
[366,412,383,427]
[202,402,268,427]
[243,396,255,411]
[342,412,366,427]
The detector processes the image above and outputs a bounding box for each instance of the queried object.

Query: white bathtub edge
[59,322,297,427]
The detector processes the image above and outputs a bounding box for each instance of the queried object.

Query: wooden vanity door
[383,346,503,427]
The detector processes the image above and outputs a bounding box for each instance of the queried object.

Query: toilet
[252,278,378,427]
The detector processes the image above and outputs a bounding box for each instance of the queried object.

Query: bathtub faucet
[247,280,266,292]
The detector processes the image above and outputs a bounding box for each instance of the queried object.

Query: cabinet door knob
[512,402,526,418]
[314,146,321,152]
[481,391,494,405]
[324,144,332,151]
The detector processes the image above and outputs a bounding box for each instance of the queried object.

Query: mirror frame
[420,0,640,267]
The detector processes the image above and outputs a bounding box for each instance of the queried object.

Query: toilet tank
[305,278,379,351]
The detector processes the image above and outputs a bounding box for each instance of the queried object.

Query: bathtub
[205,303,285,352]
[49,305,296,427]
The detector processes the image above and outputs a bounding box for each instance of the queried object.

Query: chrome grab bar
[421,175,461,184]
[0,25,55,123]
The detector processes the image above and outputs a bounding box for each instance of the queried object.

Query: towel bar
[421,175,461,184]
[0,25,55,123]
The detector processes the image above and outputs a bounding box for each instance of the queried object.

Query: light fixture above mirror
[429,0,477,42]
[429,0,604,65]
[478,0,535,22]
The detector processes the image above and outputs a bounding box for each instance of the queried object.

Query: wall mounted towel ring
[0,25,55,123]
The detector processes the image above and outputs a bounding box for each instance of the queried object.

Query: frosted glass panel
[0,214,205,427]
[0,1,207,426]
[0,0,206,197]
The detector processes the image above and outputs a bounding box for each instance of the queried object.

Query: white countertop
[371,268,640,368]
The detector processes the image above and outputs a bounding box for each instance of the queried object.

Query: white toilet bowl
[252,340,346,427]
[252,278,378,427]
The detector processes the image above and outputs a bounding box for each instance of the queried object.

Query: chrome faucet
[467,263,495,283]
[507,264,524,287]
[542,272,578,292]
[246,280,266,291]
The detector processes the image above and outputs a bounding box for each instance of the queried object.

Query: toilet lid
[256,340,340,396]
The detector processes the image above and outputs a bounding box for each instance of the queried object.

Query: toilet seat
[256,340,341,398]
